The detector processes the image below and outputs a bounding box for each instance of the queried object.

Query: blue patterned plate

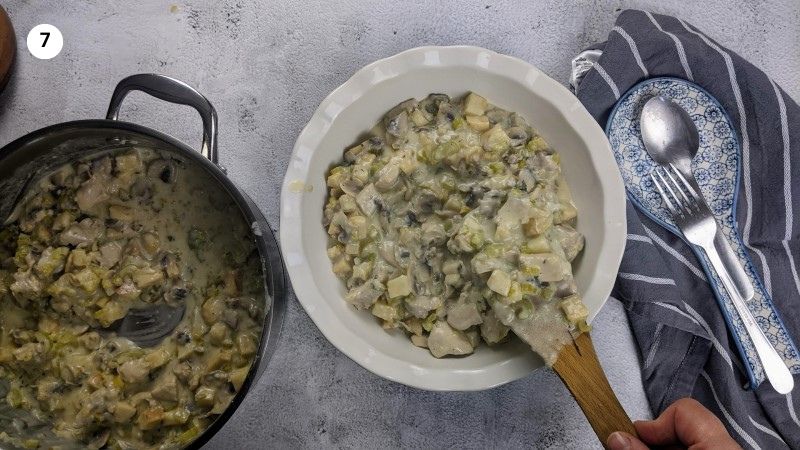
[606,77,800,388]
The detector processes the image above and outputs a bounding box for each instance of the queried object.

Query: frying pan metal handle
[106,73,219,164]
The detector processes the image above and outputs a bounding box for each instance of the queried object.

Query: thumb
[607,431,650,450]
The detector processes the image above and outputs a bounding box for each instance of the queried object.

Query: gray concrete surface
[0,1,798,448]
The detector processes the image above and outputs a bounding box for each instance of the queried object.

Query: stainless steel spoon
[641,96,754,301]
[641,96,793,394]
[103,303,186,347]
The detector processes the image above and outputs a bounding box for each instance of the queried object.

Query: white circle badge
[27,24,63,60]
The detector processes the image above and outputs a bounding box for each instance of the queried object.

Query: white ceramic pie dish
[280,46,626,391]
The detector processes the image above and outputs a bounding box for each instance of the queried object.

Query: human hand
[607,398,741,449]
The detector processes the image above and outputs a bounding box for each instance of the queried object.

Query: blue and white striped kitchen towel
[573,10,800,449]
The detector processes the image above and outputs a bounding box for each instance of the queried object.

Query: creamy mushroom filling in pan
[324,93,589,362]
[0,148,264,449]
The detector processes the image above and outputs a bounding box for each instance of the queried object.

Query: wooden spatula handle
[552,332,638,448]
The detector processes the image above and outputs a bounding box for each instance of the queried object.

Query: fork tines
[650,163,702,218]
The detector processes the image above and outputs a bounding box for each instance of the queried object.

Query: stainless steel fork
[651,164,794,394]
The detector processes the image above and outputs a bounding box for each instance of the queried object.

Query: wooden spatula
[553,332,638,447]
[0,6,16,93]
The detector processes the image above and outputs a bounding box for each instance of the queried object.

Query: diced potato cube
[207,322,228,345]
[344,145,365,161]
[442,259,462,275]
[523,235,550,253]
[411,334,428,348]
[402,317,424,335]
[94,301,126,327]
[331,258,351,278]
[345,241,360,255]
[194,387,216,408]
[519,253,567,282]
[68,249,89,269]
[523,208,553,236]
[229,366,250,391]
[444,273,461,286]
[133,267,165,288]
[34,247,69,278]
[115,153,142,174]
[141,232,160,254]
[72,268,100,292]
[387,275,412,298]
[206,349,232,371]
[163,407,190,426]
[351,165,369,185]
[399,151,418,174]
[113,402,137,423]
[144,348,171,370]
[339,195,357,213]
[327,170,346,189]
[410,108,431,126]
[327,245,343,259]
[352,261,373,281]
[237,333,258,356]
[481,124,511,152]
[109,205,134,222]
[52,211,75,231]
[465,115,491,132]
[487,270,512,296]
[348,215,368,240]
[463,92,489,116]
[527,135,549,152]
[371,302,400,322]
[561,295,589,324]
[558,202,578,223]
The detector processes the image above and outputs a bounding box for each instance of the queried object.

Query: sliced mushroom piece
[59,218,103,247]
[413,190,442,216]
[480,308,510,344]
[344,281,384,309]
[98,241,124,268]
[555,279,578,298]
[485,108,511,126]
[362,136,384,153]
[147,158,178,184]
[427,321,474,358]
[355,183,380,215]
[518,169,537,192]
[519,253,569,283]
[446,299,483,331]
[378,241,399,267]
[419,93,451,115]
[151,373,179,402]
[404,295,443,319]
[374,161,401,191]
[551,224,585,261]
[530,152,561,183]
[477,190,505,217]
[384,111,410,138]
[76,175,110,212]
[506,126,529,147]
[118,358,150,384]
[436,102,457,124]
[420,220,447,246]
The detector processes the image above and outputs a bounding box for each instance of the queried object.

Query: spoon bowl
[640,96,699,170]
[101,303,186,347]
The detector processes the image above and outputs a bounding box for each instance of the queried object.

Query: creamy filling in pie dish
[324,93,590,363]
